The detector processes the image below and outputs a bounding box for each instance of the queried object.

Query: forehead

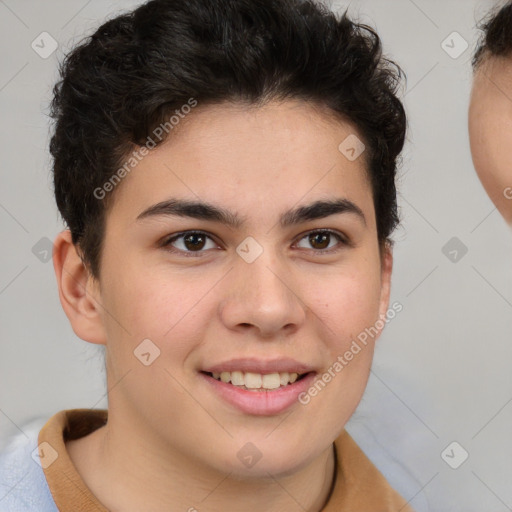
[108,99,374,226]
[472,56,512,106]
[162,99,368,168]
[470,57,512,144]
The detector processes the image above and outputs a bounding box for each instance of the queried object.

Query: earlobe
[52,229,107,345]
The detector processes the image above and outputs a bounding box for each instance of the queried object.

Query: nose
[218,250,306,338]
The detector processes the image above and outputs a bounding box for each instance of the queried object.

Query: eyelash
[161,229,349,257]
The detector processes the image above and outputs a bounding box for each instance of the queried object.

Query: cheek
[100,264,218,373]
[296,267,382,439]
[305,261,383,350]
[469,112,492,174]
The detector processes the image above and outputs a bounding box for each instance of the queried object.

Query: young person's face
[469,56,512,226]
[71,100,392,477]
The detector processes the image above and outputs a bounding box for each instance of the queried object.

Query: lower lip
[200,372,316,416]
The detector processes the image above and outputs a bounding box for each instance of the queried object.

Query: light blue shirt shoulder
[0,419,58,512]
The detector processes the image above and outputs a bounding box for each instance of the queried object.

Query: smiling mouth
[202,370,311,391]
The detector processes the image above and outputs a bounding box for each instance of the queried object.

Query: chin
[225,455,315,481]
[209,435,324,480]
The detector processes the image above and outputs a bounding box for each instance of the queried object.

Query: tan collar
[39,409,412,511]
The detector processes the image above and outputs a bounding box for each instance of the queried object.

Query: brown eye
[296,230,346,252]
[183,232,207,251]
[309,232,330,250]
[163,231,218,255]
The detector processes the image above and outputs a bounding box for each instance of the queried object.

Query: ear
[377,242,393,321]
[52,229,107,345]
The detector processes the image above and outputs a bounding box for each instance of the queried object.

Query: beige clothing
[39,409,413,511]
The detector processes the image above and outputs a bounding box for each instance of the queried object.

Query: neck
[67,409,337,512]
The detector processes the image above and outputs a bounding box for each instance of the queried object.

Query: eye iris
[184,233,206,251]
[310,232,329,249]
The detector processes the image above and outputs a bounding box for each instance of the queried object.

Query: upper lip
[202,358,316,375]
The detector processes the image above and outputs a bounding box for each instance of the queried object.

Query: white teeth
[245,372,262,389]
[208,370,303,389]
[231,370,244,386]
[262,373,281,389]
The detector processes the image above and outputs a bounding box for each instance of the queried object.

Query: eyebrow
[136,197,366,228]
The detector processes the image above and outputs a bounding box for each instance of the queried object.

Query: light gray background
[1,0,511,510]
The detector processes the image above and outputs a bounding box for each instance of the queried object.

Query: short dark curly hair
[473,1,512,68]
[50,0,406,279]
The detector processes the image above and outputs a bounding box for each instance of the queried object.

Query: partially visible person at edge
[470,0,512,228]
[0,0,414,510]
